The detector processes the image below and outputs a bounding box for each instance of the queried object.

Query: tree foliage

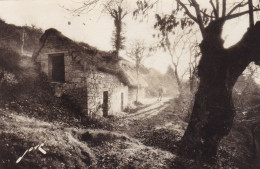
[106,0,128,58]
[134,0,260,37]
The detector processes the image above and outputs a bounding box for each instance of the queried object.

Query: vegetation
[0,19,42,55]
[1,0,260,168]
[134,0,260,161]
[0,45,259,168]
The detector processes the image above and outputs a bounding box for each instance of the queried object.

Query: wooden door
[51,54,65,82]
[103,91,108,117]
[121,92,124,111]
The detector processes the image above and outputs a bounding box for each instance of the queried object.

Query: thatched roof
[118,60,148,88]
[33,28,147,88]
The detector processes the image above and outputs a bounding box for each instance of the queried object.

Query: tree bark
[248,0,254,27]
[180,20,260,161]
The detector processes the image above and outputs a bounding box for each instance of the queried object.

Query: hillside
[0,108,175,169]
[0,19,42,56]
[0,47,108,128]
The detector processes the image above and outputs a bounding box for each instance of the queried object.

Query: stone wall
[36,34,82,82]
[52,69,128,117]
[87,71,128,117]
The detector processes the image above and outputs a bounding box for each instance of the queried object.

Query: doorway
[49,53,65,82]
[121,92,124,111]
[103,91,108,117]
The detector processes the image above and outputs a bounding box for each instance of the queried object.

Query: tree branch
[227,1,248,17]
[65,0,100,14]
[216,0,219,17]
[176,0,205,37]
[176,0,198,23]
[225,8,260,20]
[222,0,226,17]
[210,0,218,18]
[190,0,205,37]
[200,9,216,19]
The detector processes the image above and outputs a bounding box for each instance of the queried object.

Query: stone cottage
[33,28,146,117]
[119,61,148,102]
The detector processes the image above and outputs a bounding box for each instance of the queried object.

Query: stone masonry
[34,29,129,117]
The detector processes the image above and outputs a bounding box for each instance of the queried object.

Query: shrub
[0,47,21,74]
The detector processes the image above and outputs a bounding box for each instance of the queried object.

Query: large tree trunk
[180,20,260,161]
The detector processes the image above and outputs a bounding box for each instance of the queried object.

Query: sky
[0,0,253,74]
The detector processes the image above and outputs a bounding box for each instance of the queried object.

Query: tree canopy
[135,0,260,37]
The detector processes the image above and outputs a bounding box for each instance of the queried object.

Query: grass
[0,109,175,169]
[0,109,94,169]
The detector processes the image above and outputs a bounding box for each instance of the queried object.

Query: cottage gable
[33,28,146,117]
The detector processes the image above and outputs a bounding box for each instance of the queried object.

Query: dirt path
[123,97,172,121]
[112,98,187,143]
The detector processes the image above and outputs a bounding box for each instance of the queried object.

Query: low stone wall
[87,70,128,117]
[52,69,128,117]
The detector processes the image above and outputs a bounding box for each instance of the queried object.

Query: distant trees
[154,26,189,92]
[127,40,150,102]
[153,25,200,94]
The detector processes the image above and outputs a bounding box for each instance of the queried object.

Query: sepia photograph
[0,0,260,168]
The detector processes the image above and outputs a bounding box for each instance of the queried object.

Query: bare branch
[200,9,216,19]
[176,0,205,37]
[190,0,205,37]
[225,8,260,20]
[176,0,198,23]
[226,1,248,17]
[65,0,100,15]
[210,0,218,18]
[122,11,128,18]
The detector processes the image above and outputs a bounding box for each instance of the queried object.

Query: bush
[0,47,21,74]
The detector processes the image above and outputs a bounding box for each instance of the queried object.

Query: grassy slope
[0,109,174,169]
[0,19,42,55]
[0,49,174,168]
